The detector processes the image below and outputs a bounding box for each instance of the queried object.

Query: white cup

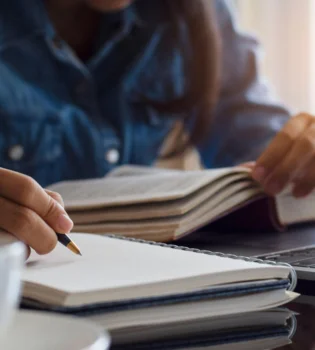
[0,233,26,340]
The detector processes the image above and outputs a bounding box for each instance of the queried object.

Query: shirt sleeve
[199,0,290,168]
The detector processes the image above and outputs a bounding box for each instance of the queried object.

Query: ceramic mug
[0,232,25,340]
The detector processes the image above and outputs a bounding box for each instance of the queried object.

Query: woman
[0,0,313,255]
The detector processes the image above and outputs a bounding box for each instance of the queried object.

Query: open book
[47,165,315,242]
[22,234,298,337]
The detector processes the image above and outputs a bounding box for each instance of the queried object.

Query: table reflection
[278,301,315,350]
[111,308,295,350]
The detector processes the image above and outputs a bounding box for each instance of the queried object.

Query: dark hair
[151,0,221,151]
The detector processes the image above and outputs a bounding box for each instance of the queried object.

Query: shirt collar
[98,4,142,40]
[0,1,44,49]
[0,0,141,49]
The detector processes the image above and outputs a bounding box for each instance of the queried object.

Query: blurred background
[235,0,315,114]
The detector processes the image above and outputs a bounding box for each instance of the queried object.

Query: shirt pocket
[126,96,178,165]
[0,114,62,187]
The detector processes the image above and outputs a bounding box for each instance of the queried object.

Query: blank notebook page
[24,234,289,295]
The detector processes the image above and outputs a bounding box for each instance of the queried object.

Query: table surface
[26,225,315,349]
[279,300,315,350]
[110,300,315,349]
[121,225,315,350]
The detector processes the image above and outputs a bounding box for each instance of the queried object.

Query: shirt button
[105,149,120,164]
[8,145,24,161]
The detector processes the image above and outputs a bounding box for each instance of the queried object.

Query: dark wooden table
[144,224,315,350]
[169,300,315,349]
[110,300,315,349]
[111,225,315,349]
[182,224,315,349]
[279,300,315,349]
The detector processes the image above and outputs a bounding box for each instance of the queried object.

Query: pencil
[56,233,82,256]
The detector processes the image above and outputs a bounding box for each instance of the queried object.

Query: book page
[107,165,177,178]
[71,183,262,241]
[69,174,248,223]
[47,168,250,210]
[276,188,315,225]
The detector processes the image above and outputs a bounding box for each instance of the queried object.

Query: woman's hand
[0,168,73,255]
[252,113,315,198]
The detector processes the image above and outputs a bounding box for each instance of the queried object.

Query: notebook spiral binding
[106,234,297,292]
[287,312,298,339]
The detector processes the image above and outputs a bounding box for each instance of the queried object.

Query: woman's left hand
[252,113,315,198]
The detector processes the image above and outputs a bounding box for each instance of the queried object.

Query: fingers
[253,113,311,182]
[253,113,315,195]
[261,122,315,195]
[0,197,58,255]
[0,170,72,255]
[0,168,73,233]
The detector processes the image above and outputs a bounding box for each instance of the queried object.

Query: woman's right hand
[0,168,73,255]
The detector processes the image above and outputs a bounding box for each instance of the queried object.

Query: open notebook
[21,234,298,334]
[47,165,315,242]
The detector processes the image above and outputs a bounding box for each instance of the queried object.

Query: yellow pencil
[56,233,82,256]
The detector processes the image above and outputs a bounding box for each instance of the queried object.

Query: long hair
[151,0,221,150]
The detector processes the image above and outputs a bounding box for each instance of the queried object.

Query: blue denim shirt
[0,0,289,187]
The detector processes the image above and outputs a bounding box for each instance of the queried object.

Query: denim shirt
[0,0,289,187]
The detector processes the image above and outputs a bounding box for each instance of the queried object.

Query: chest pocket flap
[0,113,62,186]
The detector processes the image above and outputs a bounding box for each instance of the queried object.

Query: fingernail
[57,214,73,233]
[252,166,266,182]
[266,182,282,195]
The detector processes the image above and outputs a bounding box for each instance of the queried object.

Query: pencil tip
[67,242,82,256]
